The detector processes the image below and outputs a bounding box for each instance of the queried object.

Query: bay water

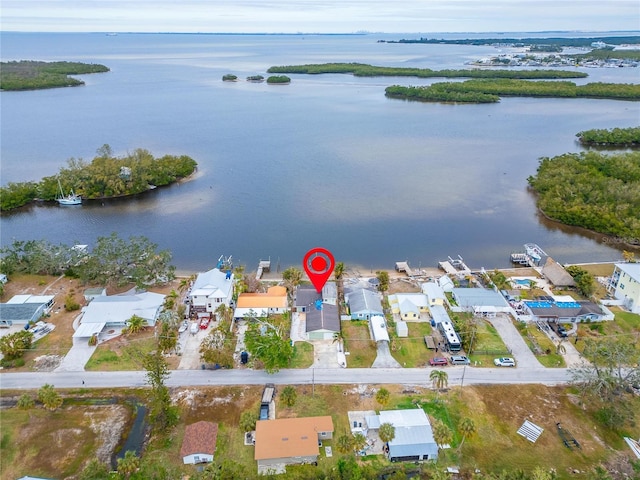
[1,32,638,272]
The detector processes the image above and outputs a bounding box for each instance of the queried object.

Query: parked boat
[56,179,82,206]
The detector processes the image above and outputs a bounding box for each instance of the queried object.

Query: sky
[1,0,639,34]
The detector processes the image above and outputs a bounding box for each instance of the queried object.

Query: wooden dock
[395,261,414,277]
[256,259,271,280]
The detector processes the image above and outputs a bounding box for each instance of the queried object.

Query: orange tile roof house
[180,421,218,465]
[254,416,333,474]
[234,286,288,319]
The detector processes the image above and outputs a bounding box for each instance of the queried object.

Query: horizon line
[2,29,639,36]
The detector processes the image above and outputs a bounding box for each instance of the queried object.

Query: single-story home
[346,288,384,320]
[188,267,234,314]
[449,288,510,317]
[181,421,218,465]
[6,294,55,313]
[0,303,47,327]
[306,302,340,340]
[607,263,640,314]
[254,416,334,474]
[74,291,165,338]
[523,297,613,323]
[377,409,438,462]
[0,294,56,327]
[234,286,288,319]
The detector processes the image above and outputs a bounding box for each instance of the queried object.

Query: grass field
[84,330,158,371]
[390,321,433,367]
[342,320,377,368]
[2,383,639,479]
[289,340,314,368]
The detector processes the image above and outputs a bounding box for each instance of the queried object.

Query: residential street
[0,366,572,391]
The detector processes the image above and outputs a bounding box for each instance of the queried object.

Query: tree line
[267,62,587,79]
[383,36,640,47]
[0,144,198,211]
[385,79,640,104]
[0,233,175,288]
[577,126,640,147]
[0,60,110,91]
[527,151,640,241]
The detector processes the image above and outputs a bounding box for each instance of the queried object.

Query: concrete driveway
[310,340,342,368]
[488,315,543,369]
[371,341,402,368]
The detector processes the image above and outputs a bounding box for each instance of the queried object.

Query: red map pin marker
[303,247,335,293]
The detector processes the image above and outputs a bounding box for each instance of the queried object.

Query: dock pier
[256,258,271,280]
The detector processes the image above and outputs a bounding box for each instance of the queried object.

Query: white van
[190,322,199,335]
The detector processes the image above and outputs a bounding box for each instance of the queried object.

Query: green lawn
[289,341,314,368]
[342,320,377,368]
[521,323,566,367]
[390,322,434,367]
[85,334,157,371]
[469,319,510,367]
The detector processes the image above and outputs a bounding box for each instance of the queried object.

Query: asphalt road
[0,366,572,391]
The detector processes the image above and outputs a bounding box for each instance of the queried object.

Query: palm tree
[457,417,476,452]
[430,369,449,392]
[352,432,367,453]
[282,266,303,309]
[431,419,453,447]
[336,433,354,454]
[333,261,345,310]
[125,314,145,335]
[378,422,396,444]
[279,385,297,407]
[376,387,390,407]
[116,450,140,479]
[38,383,63,411]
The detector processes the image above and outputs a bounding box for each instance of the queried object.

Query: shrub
[65,294,81,311]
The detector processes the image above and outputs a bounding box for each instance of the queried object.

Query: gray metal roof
[0,303,46,323]
[306,303,340,333]
[346,288,383,315]
[451,288,509,309]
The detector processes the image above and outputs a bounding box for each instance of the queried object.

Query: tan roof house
[234,286,288,318]
[180,421,218,465]
[254,416,333,474]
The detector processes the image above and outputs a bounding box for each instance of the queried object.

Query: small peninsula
[0,61,110,91]
[0,145,198,212]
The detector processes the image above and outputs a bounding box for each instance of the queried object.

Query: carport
[73,321,105,339]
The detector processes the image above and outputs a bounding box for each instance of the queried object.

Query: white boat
[56,180,82,206]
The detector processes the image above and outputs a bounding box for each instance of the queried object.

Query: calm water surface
[1,32,639,271]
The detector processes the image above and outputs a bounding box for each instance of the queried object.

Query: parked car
[178,320,189,334]
[190,322,199,335]
[449,355,471,365]
[429,357,448,367]
[494,357,516,367]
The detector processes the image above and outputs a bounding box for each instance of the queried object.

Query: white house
[608,263,640,314]
[74,291,165,339]
[376,409,438,462]
[181,421,218,465]
[189,268,234,314]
